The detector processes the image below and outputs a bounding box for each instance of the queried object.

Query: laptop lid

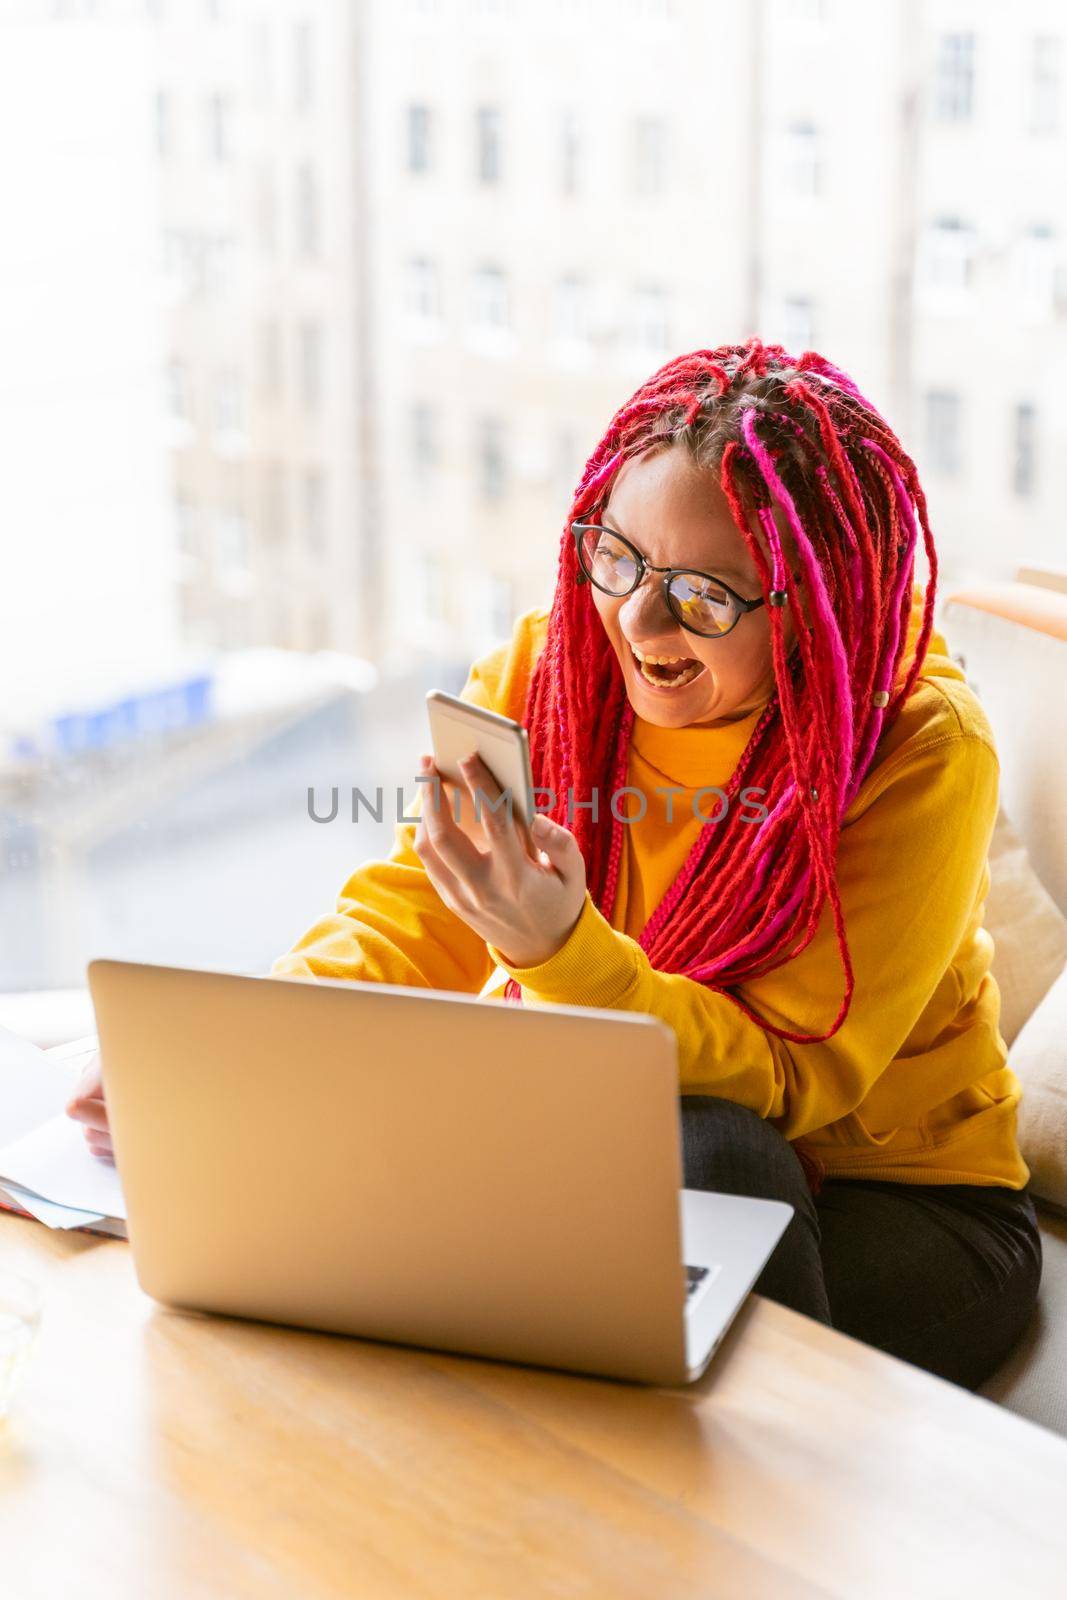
[88,960,692,1385]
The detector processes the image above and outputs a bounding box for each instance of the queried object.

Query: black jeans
[680,1095,1043,1391]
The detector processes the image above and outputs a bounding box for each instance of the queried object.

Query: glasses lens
[667,572,739,636]
[578,527,641,595]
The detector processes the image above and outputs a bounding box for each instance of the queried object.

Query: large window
[6,6,1065,997]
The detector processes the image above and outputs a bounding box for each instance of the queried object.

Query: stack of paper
[0,1026,127,1238]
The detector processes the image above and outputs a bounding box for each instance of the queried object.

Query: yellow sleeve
[270,607,550,990]
[487,728,1000,1139]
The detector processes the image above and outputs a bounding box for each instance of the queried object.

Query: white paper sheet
[0,1179,106,1230]
[0,1024,86,1146]
[0,1114,126,1220]
[46,1034,99,1068]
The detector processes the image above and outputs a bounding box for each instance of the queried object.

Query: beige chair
[940,576,1067,1436]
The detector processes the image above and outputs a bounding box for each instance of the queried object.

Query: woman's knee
[679,1095,830,1325]
[679,1094,813,1214]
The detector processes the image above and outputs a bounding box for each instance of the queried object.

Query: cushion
[1012,964,1067,1212]
[985,808,1067,1047]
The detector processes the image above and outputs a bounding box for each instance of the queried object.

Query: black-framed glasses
[572,522,780,639]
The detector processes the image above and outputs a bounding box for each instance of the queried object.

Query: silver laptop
[87,959,792,1386]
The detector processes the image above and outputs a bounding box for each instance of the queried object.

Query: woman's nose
[618,575,672,638]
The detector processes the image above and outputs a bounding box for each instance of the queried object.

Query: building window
[255,168,278,255]
[214,367,243,438]
[555,426,583,509]
[298,321,323,413]
[783,120,821,196]
[631,115,666,196]
[166,359,191,424]
[258,318,282,400]
[411,402,439,478]
[302,469,326,555]
[470,264,510,331]
[1011,403,1037,497]
[407,104,432,173]
[477,417,507,501]
[216,510,249,573]
[1016,224,1056,311]
[475,106,502,183]
[260,462,287,546]
[154,89,170,159]
[417,550,447,629]
[174,497,199,558]
[781,296,814,353]
[561,108,580,195]
[296,163,320,259]
[628,284,669,354]
[925,390,962,476]
[933,32,975,123]
[920,216,975,293]
[306,606,332,651]
[489,573,513,638]
[251,19,273,106]
[404,256,442,324]
[553,274,588,345]
[294,19,313,112]
[1028,37,1060,134]
[206,92,232,162]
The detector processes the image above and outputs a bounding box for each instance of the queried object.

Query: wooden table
[2,1213,1066,1599]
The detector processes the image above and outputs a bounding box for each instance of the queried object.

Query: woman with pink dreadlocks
[69,339,1041,1389]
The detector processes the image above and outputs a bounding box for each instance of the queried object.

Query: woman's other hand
[65,1052,115,1163]
[413,753,587,968]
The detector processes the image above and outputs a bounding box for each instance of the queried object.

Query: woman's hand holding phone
[413,752,587,969]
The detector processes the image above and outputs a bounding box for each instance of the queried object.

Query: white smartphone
[426,689,536,830]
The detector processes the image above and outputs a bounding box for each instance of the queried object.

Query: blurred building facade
[369,0,1066,668]
[153,0,371,658]
[4,0,1067,990]
[0,2,176,693]
[5,0,1067,678]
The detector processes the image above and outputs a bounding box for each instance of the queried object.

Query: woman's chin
[623,656,715,723]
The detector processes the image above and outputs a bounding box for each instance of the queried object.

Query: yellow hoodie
[273,587,1027,1190]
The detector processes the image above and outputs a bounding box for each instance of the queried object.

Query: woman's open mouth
[629,644,706,691]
